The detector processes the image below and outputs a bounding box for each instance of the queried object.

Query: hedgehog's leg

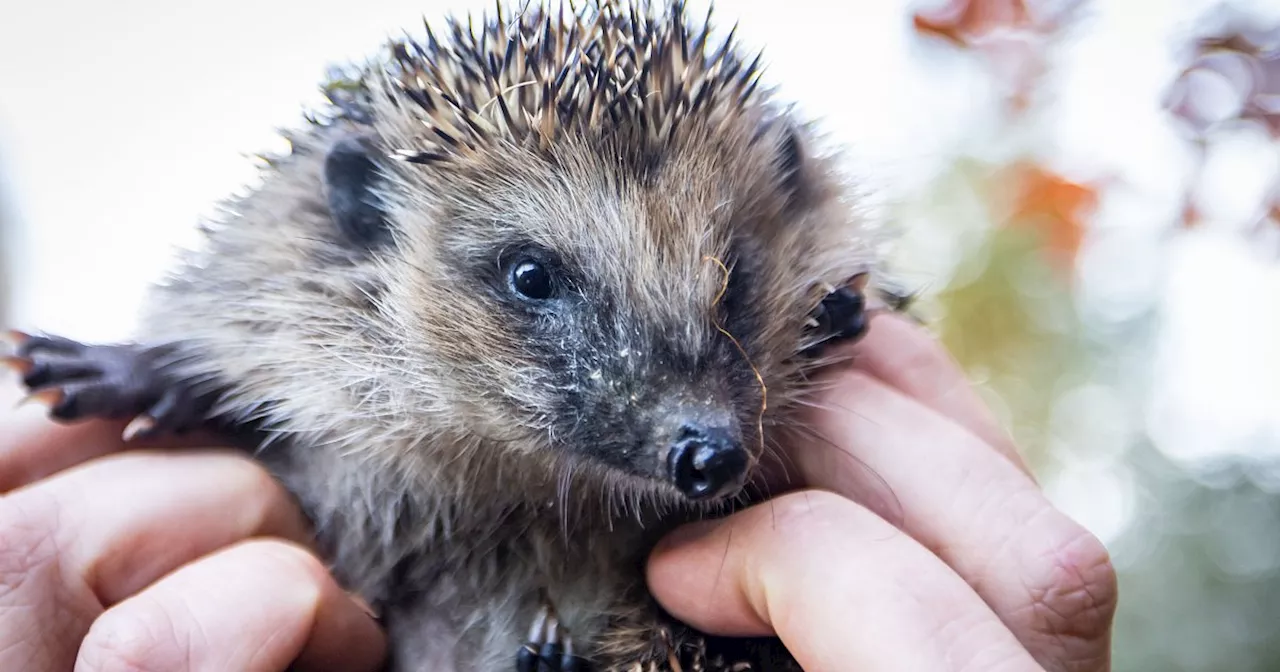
[597,623,700,672]
[3,330,215,441]
[699,636,804,672]
[590,608,715,672]
[517,599,585,672]
[594,608,803,672]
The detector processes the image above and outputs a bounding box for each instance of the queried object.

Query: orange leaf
[912,0,1034,47]
[1005,163,1099,267]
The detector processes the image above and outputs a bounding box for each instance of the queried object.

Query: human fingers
[76,539,386,672]
[794,371,1116,672]
[0,399,130,492]
[648,490,1045,672]
[844,312,1029,476]
[12,449,315,603]
[0,388,223,493]
[0,450,315,670]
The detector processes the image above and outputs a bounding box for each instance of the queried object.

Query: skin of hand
[646,313,1119,672]
[0,312,1117,671]
[0,401,389,670]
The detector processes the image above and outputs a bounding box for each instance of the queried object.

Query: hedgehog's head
[317,1,875,506]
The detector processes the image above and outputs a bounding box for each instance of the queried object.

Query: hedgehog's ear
[775,122,810,208]
[323,134,392,249]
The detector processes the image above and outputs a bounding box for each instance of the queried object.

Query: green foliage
[889,3,1280,666]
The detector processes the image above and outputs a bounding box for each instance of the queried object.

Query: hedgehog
[4,1,897,670]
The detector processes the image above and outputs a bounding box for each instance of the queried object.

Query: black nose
[666,424,749,500]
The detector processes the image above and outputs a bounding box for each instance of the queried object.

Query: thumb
[645,490,1043,672]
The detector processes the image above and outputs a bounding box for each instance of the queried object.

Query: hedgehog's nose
[666,424,749,500]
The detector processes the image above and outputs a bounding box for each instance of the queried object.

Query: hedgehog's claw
[3,329,31,348]
[122,414,157,442]
[2,355,33,376]
[17,388,64,410]
[658,626,684,672]
[517,599,582,672]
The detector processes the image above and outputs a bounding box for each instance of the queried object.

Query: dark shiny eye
[510,259,554,300]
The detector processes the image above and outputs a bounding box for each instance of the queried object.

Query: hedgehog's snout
[665,422,748,501]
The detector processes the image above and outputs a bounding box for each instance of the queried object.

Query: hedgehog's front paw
[593,617,711,672]
[801,273,869,357]
[3,330,206,440]
[517,600,584,672]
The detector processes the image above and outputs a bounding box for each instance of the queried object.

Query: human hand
[0,395,387,671]
[647,313,1118,671]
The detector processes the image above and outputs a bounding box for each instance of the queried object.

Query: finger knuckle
[1019,519,1119,657]
[76,602,181,672]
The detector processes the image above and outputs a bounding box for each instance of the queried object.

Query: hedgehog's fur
[9,1,891,670]
[326,1,774,164]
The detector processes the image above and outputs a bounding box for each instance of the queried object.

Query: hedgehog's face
[465,236,758,503]
[322,119,871,505]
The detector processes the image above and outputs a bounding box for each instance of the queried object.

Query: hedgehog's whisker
[702,254,768,460]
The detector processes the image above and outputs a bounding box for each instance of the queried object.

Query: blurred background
[2,0,1278,669]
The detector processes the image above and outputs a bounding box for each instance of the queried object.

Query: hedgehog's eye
[510,258,555,300]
